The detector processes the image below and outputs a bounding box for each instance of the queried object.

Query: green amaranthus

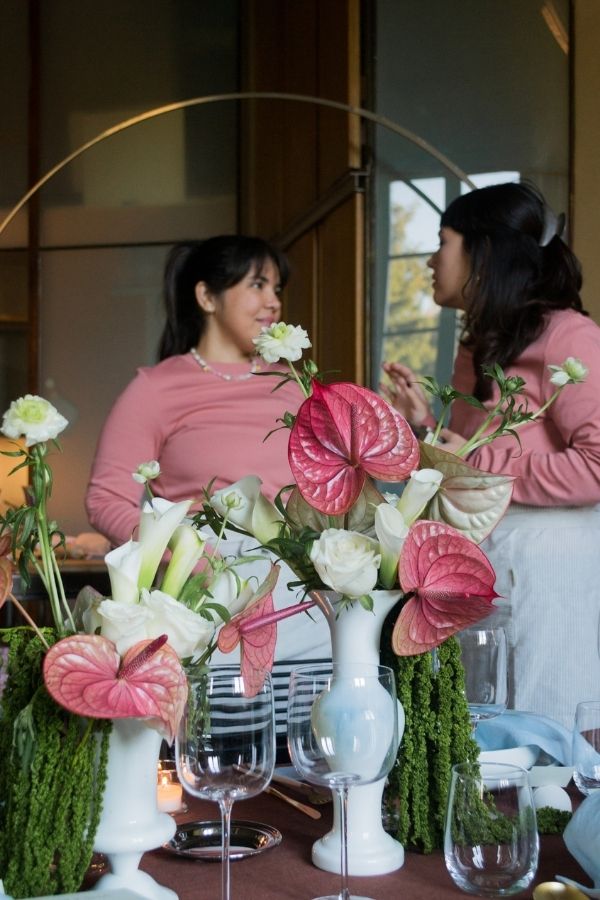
[0,628,110,898]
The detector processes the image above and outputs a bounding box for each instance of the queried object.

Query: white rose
[1,395,68,447]
[309,528,381,598]
[253,322,311,363]
[97,598,152,656]
[548,357,588,386]
[141,588,215,659]
[210,476,283,543]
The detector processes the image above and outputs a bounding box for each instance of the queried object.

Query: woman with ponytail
[86,235,298,546]
[383,182,600,727]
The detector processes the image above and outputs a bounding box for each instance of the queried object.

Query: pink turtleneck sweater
[449,308,600,506]
[85,353,302,546]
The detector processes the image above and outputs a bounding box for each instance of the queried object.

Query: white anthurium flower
[374,503,409,589]
[253,322,311,363]
[548,357,588,386]
[160,524,209,599]
[138,497,193,590]
[97,598,152,656]
[309,528,381,598]
[105,540,143,605]
[132,460,161,484]
[397,468,443,526]
[210,476,283,543]
[141,588,215,659]
[1,394,68,447]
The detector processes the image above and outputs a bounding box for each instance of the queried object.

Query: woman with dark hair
[383,182,600,727]
[86,233,330,675]
[86,235,296,546]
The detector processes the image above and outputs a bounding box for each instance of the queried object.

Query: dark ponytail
[157,235,290,360]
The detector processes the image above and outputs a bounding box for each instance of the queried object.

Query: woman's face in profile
[427,226,471,311]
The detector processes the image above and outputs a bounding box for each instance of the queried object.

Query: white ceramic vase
[310,590,405,876]
[92,718,177,899]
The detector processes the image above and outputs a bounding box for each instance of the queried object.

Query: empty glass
[444,761,539,896]
[456,627,508,727]
[572,699,600,795]
[176,666,275,900]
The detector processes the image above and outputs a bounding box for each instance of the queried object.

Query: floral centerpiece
[194,325,586,853]
[0,397,274,898]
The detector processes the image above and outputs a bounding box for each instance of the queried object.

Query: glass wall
[372,0,570,391]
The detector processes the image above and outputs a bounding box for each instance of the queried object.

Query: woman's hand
[380,362,432,427]
[436,427,468,455]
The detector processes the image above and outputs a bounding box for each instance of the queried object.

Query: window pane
[389,178,445,255]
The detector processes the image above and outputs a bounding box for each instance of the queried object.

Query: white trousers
[480,504,600,729]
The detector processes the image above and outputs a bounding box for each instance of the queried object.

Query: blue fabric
[475,709,572,766]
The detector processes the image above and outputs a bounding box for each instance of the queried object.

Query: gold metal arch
[0,91,476,237]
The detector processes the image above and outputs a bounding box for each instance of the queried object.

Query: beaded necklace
[189,347,261,381]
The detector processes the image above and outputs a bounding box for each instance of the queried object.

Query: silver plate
[164,819,282,861]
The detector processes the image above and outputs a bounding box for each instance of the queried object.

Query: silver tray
[164,819,282,861]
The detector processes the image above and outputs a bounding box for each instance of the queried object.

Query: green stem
[32,445,69,637]
[287,360,310,398]
[7,592,50,648]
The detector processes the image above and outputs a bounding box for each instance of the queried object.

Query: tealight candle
[156,772,183,813]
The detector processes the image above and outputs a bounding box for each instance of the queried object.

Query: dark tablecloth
[133,791,590,900]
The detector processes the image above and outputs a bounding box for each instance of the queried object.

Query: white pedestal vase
[92,718,177,900]
[310,590,405,876]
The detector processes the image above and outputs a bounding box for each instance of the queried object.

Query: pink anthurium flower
[288,381,419,515]
[217,565,279,697]
[43,633,188,742]
[392,520,498,656]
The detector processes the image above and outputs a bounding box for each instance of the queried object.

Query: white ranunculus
[1,395,68,447]
[141,588,215,659]
[132,460,161,484]
[374,503,409,588]
[105,540,142,605]
[548,357,588,386]
[253,322,311,363]
[160,524,208,599]
[309,528,381,598]
[397,468,443,525]
[210,476,283,543]
[138,497,193,590]
[97,598,152,656]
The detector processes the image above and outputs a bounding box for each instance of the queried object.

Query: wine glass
[444,761,539,896]
[176,665,275,900]
[287,662,398,900]
[456,627,508,728]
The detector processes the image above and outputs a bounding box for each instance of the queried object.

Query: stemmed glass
[176,665,275,900]
[287,662,398,900]
[456,627,508,728]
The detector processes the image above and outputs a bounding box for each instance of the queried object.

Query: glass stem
[336,784,351,900]
[218,795,234,900]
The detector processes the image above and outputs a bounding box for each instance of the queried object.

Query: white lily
[210,475,283,544]
[105,540,143,605]
[374,504,409,588]
[138,497,192,590]
[397,468,443,525]
[161,524,209,599]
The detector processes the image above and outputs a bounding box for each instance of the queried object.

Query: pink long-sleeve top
[85,353,302,546]
[449,308,600,506]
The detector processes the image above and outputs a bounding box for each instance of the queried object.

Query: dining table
[115,788,591,900]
